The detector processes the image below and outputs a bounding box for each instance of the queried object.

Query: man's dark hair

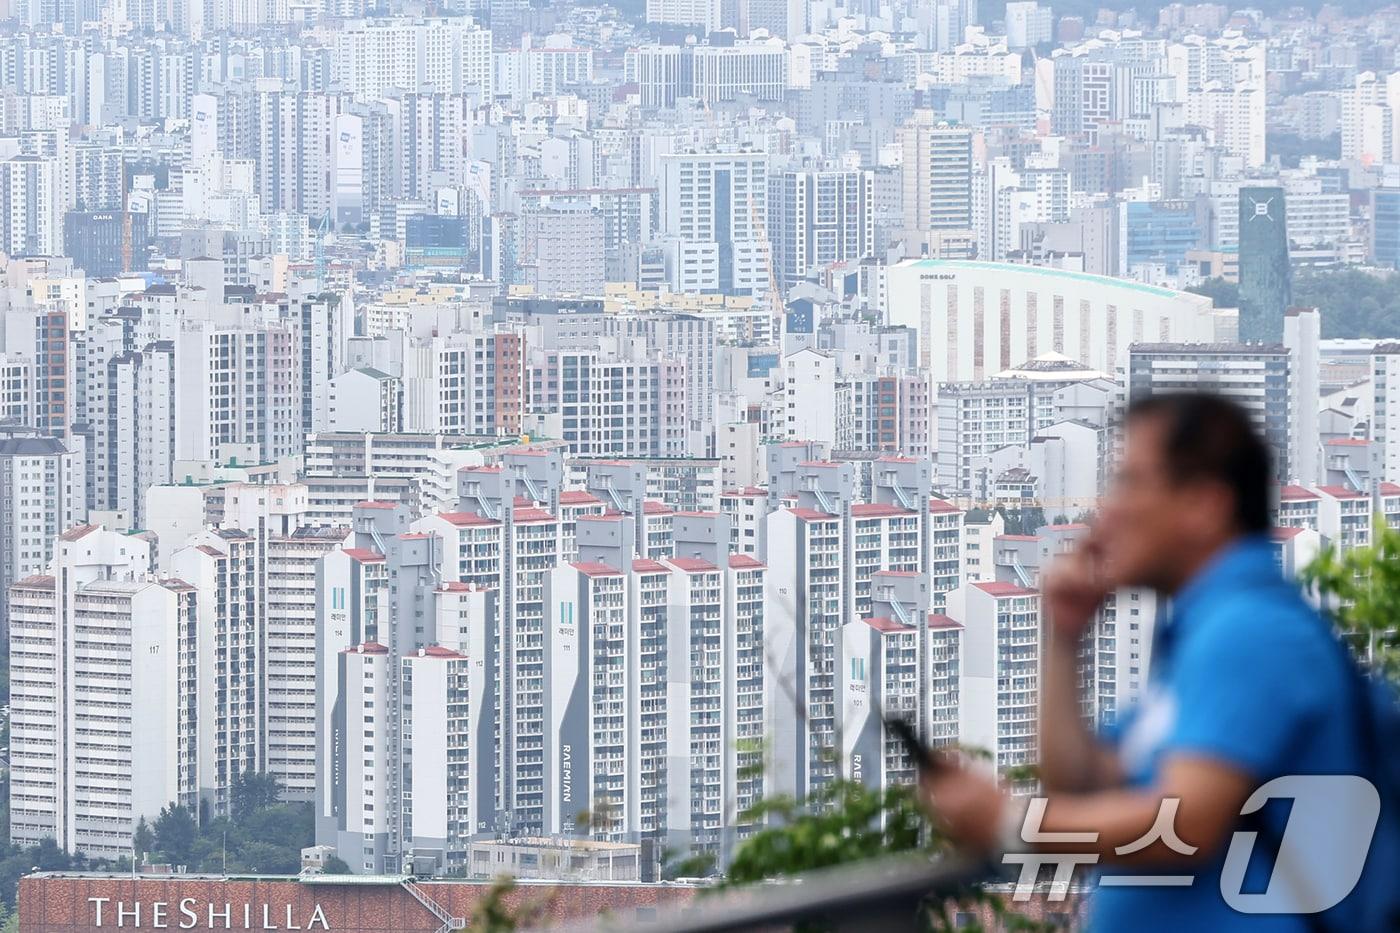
[1126,392,1273,534]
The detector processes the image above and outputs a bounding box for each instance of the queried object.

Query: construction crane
[696,97,782,332]
[747,181,782,329]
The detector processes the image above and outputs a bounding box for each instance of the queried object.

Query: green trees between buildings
[138,773,313,874]
[1190,269,1400,340]
[0,772,313,920]
[1302,517,1400,682]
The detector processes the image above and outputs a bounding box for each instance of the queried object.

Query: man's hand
[921,754,1256,865]
[1042,533,1113,642]
[920,760,1007,856]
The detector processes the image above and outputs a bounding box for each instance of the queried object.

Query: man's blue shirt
[1090,535,1389,931]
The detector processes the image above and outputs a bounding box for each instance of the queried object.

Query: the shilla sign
[86,898,331,930]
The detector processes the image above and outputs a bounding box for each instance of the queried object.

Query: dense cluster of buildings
[5,0,1400,894]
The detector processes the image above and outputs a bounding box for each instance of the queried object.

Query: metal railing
[536,854,994,933]
[402,878,465,933]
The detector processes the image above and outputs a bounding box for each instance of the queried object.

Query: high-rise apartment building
[840,570,962,790]
[174,320,301,465]
[769,169,874,290]
[1127,343,1292,482]
[528,341,687,458]
[900,114,973,237]
[170,484,343,813]
[945,580,1041,774]
[644,0,722,34]
[0,434,83,635]
[9,526,193,859]
[332,19,494,100]
[659,149,771,297]
[1,155,60,256]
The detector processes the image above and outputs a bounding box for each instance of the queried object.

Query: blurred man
[922,393,1396,930]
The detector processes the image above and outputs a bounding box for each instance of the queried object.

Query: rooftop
[852,503,914,518]
[1317,486,1367,499]
[973,581,1038,597]
[572,561,623,577]
[906,258,1198,300]
[438,511,498,527]
[669,556,718,573]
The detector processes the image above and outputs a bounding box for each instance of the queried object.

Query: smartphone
[885,717,945,773]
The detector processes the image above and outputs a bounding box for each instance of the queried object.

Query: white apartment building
[849,503,921,616]
[174,320,301,466]
[1185,82,1265,168]
[659,150,772,298]
[1276,485,1322,532]
[169,484,342,812]
[917,38,1023,84]
[318,474,772,866]
[399,331,526,437]
[840,608,962,788]
[547,562,631,840]
[644,0,721,34]
[399,645,475,872]
[1340,71,1400,165]
[1004,1,1053,48]
[765,505,845,798]
[334,642,392,871]
[301,432,500,527]
[77,330,175,528]
[0,434,84,632]
[840,566,962,787]
[388,93,477,204]
[607,311,720,432]
[528,341,687,458]
[9,526,191,858]
[626,42,787,106]
[1317,485,1372,552]
[416,495,564,839]
[265,525,351,801]
[0,155,60,256]
[315,530,392,870]
[172,528,267,813]
[0,354,32,424]
[522,206,606,297]
[769,168,874,290]
[899,114,974,239]
[781,348,838,446]
[720,487,766,555]
[332,18,494,99]
[326,368,403,434]
[254,91,338,219]
[927,498,963,607]
[945,580,1041,775]
[1372,344,1400,485]
[935,380,1037,498]
[495,41,594,102]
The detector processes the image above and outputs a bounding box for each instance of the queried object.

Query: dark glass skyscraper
[63,210,148,278]
[1372,188,1400,270]
[1237,186,1291,343]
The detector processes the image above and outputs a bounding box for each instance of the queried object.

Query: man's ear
[1183,480,1237,540]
